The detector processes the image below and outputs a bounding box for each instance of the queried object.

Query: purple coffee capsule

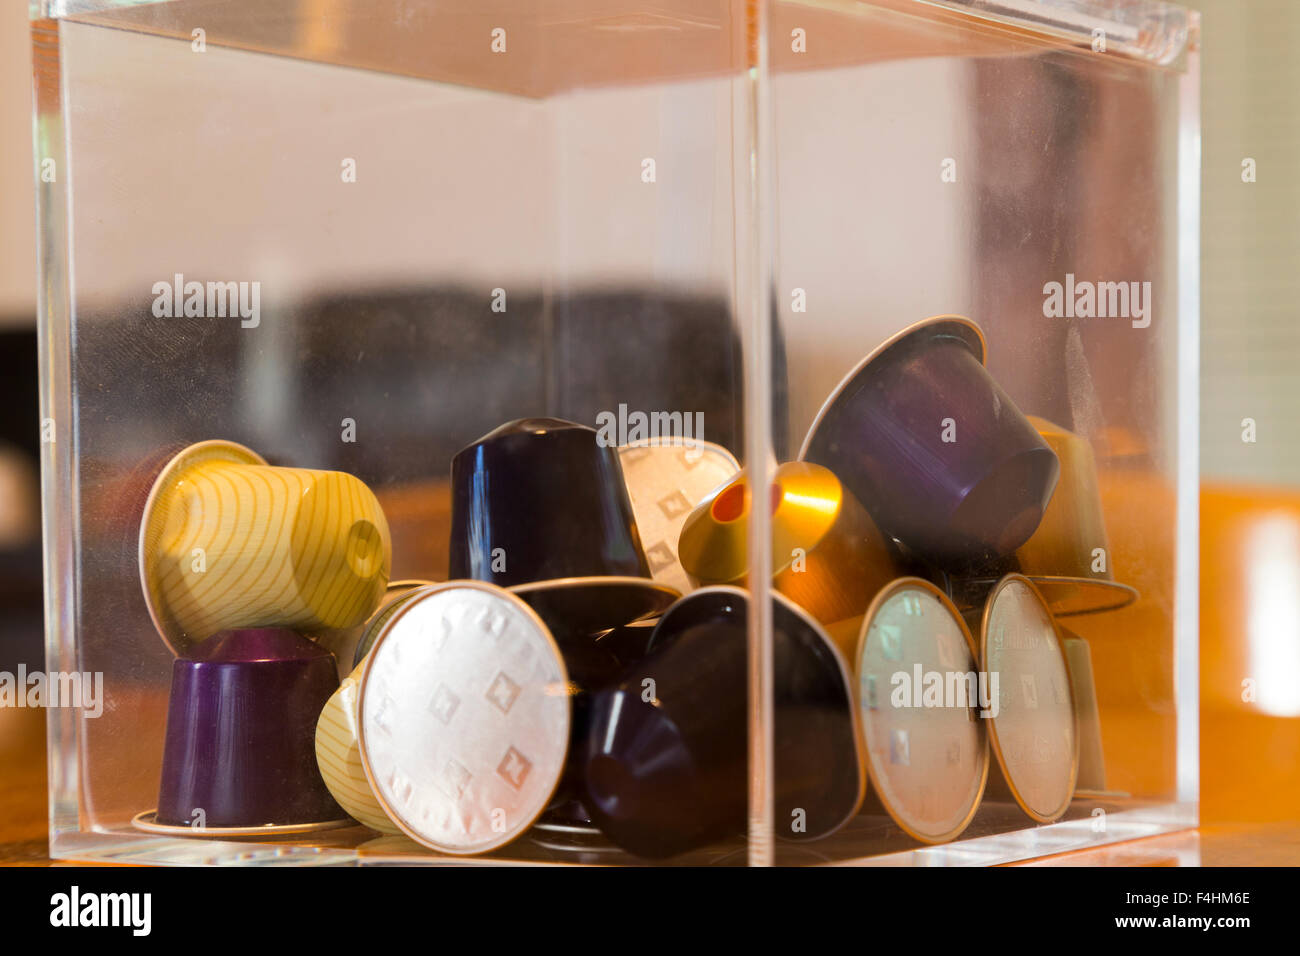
[580,587,863,858]
[156,628,344,828]
[449,417,678,634]
[799,316,1059,570]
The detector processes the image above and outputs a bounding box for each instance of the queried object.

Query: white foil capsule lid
[357,581,570,855]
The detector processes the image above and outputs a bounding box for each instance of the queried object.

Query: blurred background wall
[0,1,40,679]
[1192,0,1300,487]
[1182,0,1300,827]
[0,2,34,321]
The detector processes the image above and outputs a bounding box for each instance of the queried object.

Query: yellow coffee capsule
[1012,417,1137,616]
[315,665,399,834]
[139,439,393,655]
[677,461,900,626]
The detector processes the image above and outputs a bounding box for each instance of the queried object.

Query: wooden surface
[0,707,51,866]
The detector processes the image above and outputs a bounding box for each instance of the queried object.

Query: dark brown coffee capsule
[579,587,863,858]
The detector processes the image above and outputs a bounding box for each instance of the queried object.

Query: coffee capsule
[580,587,863,858]
[799,316,1059,569]
[507,576,679,638]
[1011,417,1138,616]
[139,439,393,656]
[851,578,988,844]
[593,619,658,668]
[968,574,1078,822]
[349,580,439,668]
[155,628,346,829]
[316,579,448,834]
[305,579,436,679]
[357,581,570,855]
[449,418,677,634]
[1059,628,1107,793]
[315,664,400,834]
[322,581,622,838]
[947,572,1137,620]
[945,417,1138,617]
[677,461,901,626]
[617,438,741,595]
[539,634,625,829]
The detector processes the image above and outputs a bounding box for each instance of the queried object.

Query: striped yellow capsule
[139,439,393,655]
[315,664,399,834]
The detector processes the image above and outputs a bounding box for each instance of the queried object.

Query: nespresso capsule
[677,461,901,625]
[1012,416,1138,616]
[537,633,625,830]
[1060,628,1108,794]
[150,628,347,832]
[316,663,399,834]
[617,438,741,595]
[799,316,1059,569]
[968,574,1078,822]
[946,417,1138,617]
[850,578,988,844]
[317,582,442,834]
[138,439,392,655]
[593,619,658,668]
[449,418,677,634]
[322,580,624,839]
[306,579,436,679]
[357,581,570,854]
[580,587,863,858]
[349,580,438,668]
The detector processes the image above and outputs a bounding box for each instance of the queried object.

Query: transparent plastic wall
[33,0,1197,866]
[36,0,760,865]
[761,0,1199,864]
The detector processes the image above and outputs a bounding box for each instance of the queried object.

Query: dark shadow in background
[0,324,42,673]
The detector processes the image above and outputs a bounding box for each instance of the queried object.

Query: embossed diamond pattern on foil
[1020,674,1039,709]
[879,624,903,662]
[427,683,460,725]
[440,758,471,799]
[431,614,453,652]
[486,671,521,714]
[890,728,910,766]
[646,541,677,573]
[936,634,960,671]
[497,746,532,790]
[657,490,692,520]
[371,695,395,736]
[1050,676,1067,706]
[477,608,507,638]
[387,769,415,808]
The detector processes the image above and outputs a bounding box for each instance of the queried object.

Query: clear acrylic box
[32,0,1199,865]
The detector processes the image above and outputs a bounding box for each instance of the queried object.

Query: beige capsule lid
[854,577,989,845]
[977,574,1079,823]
